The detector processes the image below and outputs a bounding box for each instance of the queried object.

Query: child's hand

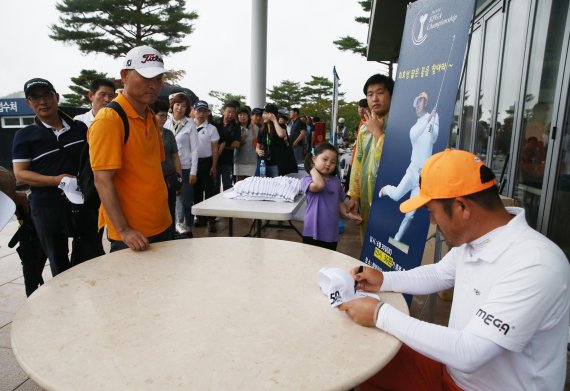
[348,212,363,224]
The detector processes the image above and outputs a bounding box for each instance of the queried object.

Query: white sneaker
[176,222,186,234]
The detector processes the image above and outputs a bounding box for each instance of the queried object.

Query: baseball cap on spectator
[400,149,497,213]
[338,117,345,124]
[264,103,279,117]
[58,177,84,205]
[193,100,210,111]
[122,46,173,78]
[251,108,263,115]
[317,267,378,308]
[24,78,56,98]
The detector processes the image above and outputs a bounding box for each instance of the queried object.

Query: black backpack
[77,101,130,209]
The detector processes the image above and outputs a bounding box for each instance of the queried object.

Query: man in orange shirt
[89,46,172,252]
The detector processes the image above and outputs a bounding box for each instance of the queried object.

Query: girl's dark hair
[261,118,285,139]
[304,142,339,175]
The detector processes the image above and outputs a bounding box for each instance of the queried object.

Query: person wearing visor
[340,149,569,390]
[88,46,173,252]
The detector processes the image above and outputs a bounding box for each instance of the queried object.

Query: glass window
[3,117,20,126]
[491,0,532,194]
[513,0,570,228]
[474,11,502,162]
[459,28,482,151]
[549,95,570,258]
[1,116,34,128]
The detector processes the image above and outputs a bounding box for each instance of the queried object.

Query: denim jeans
[181,169,194,229]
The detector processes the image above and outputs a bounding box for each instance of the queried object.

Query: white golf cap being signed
[317,267,378,308]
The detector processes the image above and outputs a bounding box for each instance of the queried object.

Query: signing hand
[351,266,384,293]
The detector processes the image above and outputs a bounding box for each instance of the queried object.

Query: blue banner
[361,0,475,275]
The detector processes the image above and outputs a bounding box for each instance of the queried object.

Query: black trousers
[31,205,104,276]
[193,157,215,222]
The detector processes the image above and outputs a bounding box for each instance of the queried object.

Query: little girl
[301,142,362,250]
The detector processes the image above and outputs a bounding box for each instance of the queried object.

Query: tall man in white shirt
[73,79,116,127]
[379,91,438,253]
[341,149,570,391]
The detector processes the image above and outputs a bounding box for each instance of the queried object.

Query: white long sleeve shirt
[377,208,570,391]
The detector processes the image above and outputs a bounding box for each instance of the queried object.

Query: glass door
[512,0,570,228]
[489,0,532,194]
[473,8,503,163]
[544,3,570,258]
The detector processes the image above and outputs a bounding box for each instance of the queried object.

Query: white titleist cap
[122,46,173,79]
[0,191,15,232]
[58,177,84,205]
[317,267,378,308]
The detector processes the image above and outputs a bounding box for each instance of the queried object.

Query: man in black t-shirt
[288,108,307,163]
[214,101,241,190]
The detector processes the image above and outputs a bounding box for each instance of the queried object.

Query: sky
[0,0,390,106]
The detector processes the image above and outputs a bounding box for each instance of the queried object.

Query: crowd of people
[3,44,568,390]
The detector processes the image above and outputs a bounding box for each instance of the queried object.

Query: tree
[62,69,112,107]
[302,76,345,102]
[267,80,305,108]
[208,90,247,114]
[333,1,371,57]
[49,0,198,57]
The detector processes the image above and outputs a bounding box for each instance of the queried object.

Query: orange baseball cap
[400,149,496,213]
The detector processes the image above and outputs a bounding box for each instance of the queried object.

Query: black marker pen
[354,265,363,292]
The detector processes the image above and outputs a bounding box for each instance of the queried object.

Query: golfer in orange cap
[340,149,569,391]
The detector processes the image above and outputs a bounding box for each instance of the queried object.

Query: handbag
[164,171,183,192]
[276,134,298,176]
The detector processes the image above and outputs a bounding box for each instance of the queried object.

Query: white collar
[464,207,529,263]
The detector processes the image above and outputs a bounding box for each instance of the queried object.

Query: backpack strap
[106,101,130,143]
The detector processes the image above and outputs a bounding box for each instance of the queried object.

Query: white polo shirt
[194,120,219,159]
[74,110,95,128]
[164,116,198,174]
[382,207,569,390]
[448,207,569,390]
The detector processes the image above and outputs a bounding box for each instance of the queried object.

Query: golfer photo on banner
[360,0,476,274]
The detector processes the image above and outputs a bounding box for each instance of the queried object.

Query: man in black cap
[12,78,104,277]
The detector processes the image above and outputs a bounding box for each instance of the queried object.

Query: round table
[11,238,407,390]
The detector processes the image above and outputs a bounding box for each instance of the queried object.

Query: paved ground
[0,213,567,390]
